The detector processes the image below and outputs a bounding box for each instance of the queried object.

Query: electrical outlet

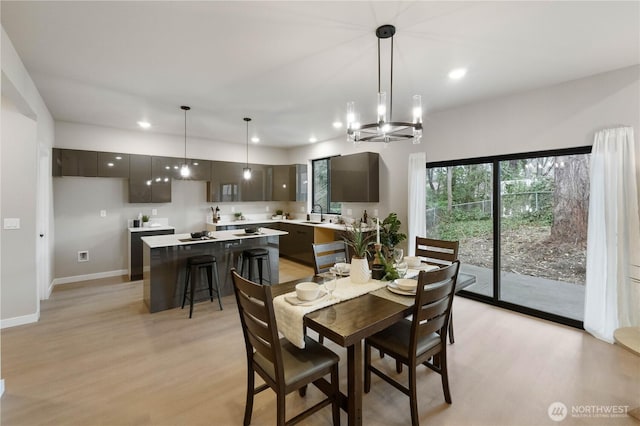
[231,206,236,213]
[3,218,20,229]
[100,210,107,217]
[300,206,305,212]
[373,209,379,217]
[78,251,89,262]
[152,209,158,216]
[266,206,270,212]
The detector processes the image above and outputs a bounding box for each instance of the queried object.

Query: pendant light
[243,117,252,180]
[180,105,191,178]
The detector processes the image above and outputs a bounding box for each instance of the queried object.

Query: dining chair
[230,269,341,426]
[312,240,348,275]
[415,237,460,344]
[364,261,460,426]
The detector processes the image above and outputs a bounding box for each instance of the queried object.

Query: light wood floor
[1,258,639,426]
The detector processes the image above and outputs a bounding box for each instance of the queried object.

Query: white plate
[284,290,328,306]
[395,278,418,292]
[329,266,350,277]
[386,282,416,296]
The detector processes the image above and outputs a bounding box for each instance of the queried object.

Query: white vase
[350,257,370,284]
[142,222,150,228]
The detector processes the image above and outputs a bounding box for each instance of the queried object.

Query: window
[426,146,591,328]
[312,158,341,214]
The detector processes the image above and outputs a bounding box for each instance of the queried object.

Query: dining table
[271,271,477,426]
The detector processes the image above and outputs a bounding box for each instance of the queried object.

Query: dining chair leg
[244,365,255,426]
[408,367,420,426]
[448,311,455,344]
[364,342,371,393]
[441,348,452,404]
[276,392,286,426]
[298,385,307,397]
[331,365,341,426]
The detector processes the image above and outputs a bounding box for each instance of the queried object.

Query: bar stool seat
[182,254,223,318]
[240,248,272,285]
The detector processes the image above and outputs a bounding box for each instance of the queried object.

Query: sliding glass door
[425,163,494,298]
[426,147,590,327]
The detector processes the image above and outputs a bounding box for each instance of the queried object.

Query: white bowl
[295,282,321,301]
[395,278,418,292]
[404,256,422,268]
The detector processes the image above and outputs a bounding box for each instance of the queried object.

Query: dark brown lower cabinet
[278,223,314,265]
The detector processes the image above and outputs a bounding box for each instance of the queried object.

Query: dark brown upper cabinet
[208,161,242,202]
[52,148,98,177]
[98,152,130,178]
[128,155,172,203]
[128,154,152,203]
[169,158,211,181]
[330,152,379,202]
[270,164,308,202]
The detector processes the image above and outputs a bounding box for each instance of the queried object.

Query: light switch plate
[152,209,158,216]
[231,206,236,213]
[347,209,353,216]
[374,209,379,217]
[3,218,20,229]
[266,206,270,212]
[100,210,107,217]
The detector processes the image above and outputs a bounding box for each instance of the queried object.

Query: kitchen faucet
[311,204,323,221]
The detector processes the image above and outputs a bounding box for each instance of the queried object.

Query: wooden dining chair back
[312,240,348,275]
[415,237,459,267]
[231,269,341,426]
[364,261,460,426]
[415,237,460,344]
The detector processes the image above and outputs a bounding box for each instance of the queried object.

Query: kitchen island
[141,227,287,313]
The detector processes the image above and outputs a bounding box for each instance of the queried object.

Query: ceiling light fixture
[243,117,252,180]
[251,136,260,143]
[346,24,422,144]
[448,68,467,80]
[180,106,191,178]
[332,121,343,129]
[137,121,151,129]
[309,137,317,143]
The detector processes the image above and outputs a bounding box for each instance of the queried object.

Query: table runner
[274,277,387,348]
[371,287,415,306]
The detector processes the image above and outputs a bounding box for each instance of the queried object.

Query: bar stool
[182,255,223,318]
[240,248,272,285]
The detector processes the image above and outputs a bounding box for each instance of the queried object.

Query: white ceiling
[2,1,639,148]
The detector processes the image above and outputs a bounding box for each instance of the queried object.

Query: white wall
[289,65,640,252]
[1,27,55,331]
[55,121,289,164]
[1,96,38,322]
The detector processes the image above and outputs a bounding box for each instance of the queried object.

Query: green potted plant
[234,212,243,221]
[142,215,150,227]
[343,222,375,283]
[378,213,407,261]
[273,209,284,220]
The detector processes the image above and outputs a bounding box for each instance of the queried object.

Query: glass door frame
[426,146,591,329]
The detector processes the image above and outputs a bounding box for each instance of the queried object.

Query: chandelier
[346,25,422,144]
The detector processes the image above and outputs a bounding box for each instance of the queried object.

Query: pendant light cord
[184,108,187,162]
[246,119,249,167]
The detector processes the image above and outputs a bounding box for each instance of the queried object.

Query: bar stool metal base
[182,255,223,318]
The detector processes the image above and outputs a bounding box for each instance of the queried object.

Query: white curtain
[408,152,426,256]
[584,126,640,343]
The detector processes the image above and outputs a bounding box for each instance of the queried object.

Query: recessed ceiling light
[165,166,170,170]
[309,137,317,143]
[137,121,151,129]
[251,137,260,143]
[107,162,114,167]
[115,156,122,160]
[193,162,198,166]
[448,68,467,80]
[332,121,343,129]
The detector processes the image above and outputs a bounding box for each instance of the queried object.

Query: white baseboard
[0,311,39,329]
[0,379,4,398]
[52,269,128,286]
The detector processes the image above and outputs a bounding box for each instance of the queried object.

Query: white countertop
[141,227,287,248]
[128,226,175,232]
[208,219,374,232]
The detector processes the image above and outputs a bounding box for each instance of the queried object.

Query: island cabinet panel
[129,228,175,280]
[98,152,130,178]
[278,222,314,265]
[52,148,98,177]
[330,152,379,202]
[128,154,152,203]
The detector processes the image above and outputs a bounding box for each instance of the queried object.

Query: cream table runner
[273,277,387,349]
